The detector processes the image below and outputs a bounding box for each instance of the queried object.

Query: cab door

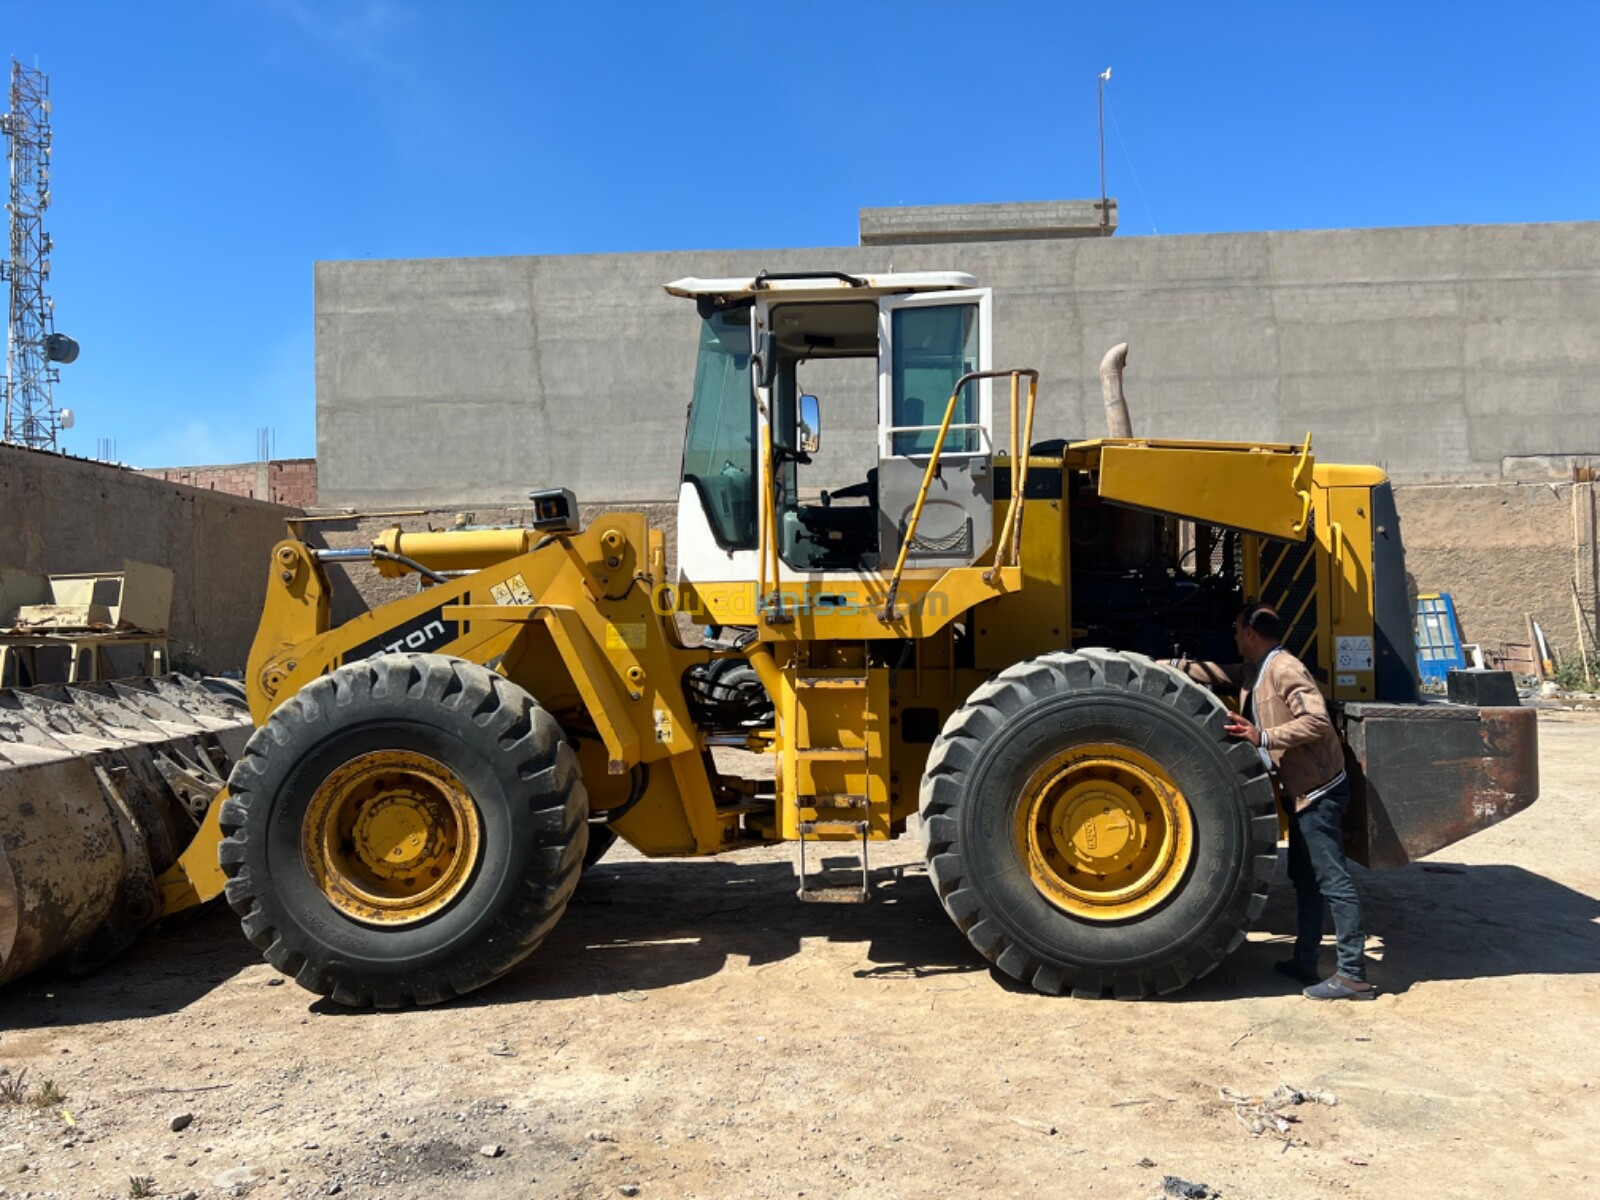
[876,289,994,569]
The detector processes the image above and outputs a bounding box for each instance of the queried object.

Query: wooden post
[1576,473,1598,655]
[1574,579,1595,687]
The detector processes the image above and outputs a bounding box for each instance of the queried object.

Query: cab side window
[890,304,979,456]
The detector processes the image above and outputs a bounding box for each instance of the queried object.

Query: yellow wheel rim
[302,750,482,926]
[1013,742,1194,921]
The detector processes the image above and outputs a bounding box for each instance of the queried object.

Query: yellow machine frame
[161,379,1392,914]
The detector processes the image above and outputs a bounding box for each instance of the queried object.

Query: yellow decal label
[653,708,673,744]
[605,622,646,650]
[490,573,535,607]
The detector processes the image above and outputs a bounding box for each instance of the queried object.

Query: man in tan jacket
[1173,603,1375,1000]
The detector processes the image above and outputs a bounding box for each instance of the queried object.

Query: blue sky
[4,0,1597,467]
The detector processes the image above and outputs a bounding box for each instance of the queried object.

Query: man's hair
[1237,602,1284,641]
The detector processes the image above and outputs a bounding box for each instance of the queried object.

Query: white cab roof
[664,270,977,301]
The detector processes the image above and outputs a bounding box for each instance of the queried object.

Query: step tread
[797,819,869,835]
[795,746,869,761]
[797,886,869,904]
[795,793,869,810]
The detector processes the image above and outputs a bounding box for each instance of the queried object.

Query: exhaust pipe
[1100,342,1132,438]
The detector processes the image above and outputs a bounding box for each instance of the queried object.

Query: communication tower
[2,60,77,451]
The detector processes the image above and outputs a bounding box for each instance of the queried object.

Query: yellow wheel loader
[0,271,1539,1003]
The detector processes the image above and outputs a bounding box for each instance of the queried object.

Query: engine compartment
[1067,470,1245,667]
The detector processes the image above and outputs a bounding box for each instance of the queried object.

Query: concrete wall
[0,445,297,674]
[142,457,319,508]
[316,220,1600,509]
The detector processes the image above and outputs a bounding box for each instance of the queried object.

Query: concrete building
[311,203,1600,655]
[316,205,1600,509]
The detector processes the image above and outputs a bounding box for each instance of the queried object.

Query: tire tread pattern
[217,653,586,1009]
[919,649,1276,999]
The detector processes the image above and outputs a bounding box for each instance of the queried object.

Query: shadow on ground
[4,847,1597,1027]
[0,905,262,1030]
[475,855,978,1009]
[1191,854,1600,1001]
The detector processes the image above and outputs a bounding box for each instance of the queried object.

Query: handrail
[991,369,1041,572]
[751,269,868,290]
[882,368,1039,622]
[1009,370,1040,564]
[759,407,786,623]
[757,412,768,613]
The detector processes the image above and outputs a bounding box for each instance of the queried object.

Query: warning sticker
[1335,635,1373,671]
[489,573,535,607]
[1337,673,1357,687]
[605,622,647,650]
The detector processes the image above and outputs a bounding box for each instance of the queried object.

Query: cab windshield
[681,305,757,549]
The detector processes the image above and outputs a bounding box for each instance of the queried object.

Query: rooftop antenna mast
[1097,67,1112,237]
[3,59,77,452]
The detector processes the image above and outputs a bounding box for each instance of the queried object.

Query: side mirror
[799,394,821,454]
[753,330,778,389]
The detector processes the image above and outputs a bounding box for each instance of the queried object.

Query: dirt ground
[1,713,1596,1200]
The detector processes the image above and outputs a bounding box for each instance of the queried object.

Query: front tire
[218,653,586,1008]
[919,649,1276,998]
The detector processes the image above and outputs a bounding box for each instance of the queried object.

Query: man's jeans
[1285,780,1368,981]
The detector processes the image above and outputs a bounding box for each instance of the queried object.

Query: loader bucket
[0,676,253,987]
[1342,702,1540,869]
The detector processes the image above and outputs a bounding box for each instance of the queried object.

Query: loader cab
[668,272,994,596]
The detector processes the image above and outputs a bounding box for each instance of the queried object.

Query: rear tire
[919,649,1276,998]
[218,653,586,1008]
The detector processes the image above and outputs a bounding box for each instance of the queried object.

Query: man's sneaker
[1304,975,1377,1001]
[1274,959,1321,985]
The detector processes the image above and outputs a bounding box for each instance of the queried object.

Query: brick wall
[1395,480,1596,661]
[268,459,319,507]
[141,458,318,507]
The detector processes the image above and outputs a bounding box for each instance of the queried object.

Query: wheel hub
[1015,745,1194,921]
[302,750,482,927]
[1052,783,1143,870]
[354,791,443,877]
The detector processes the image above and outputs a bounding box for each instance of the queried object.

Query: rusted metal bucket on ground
[1343,702,1540,869]
[0,676,252,986]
